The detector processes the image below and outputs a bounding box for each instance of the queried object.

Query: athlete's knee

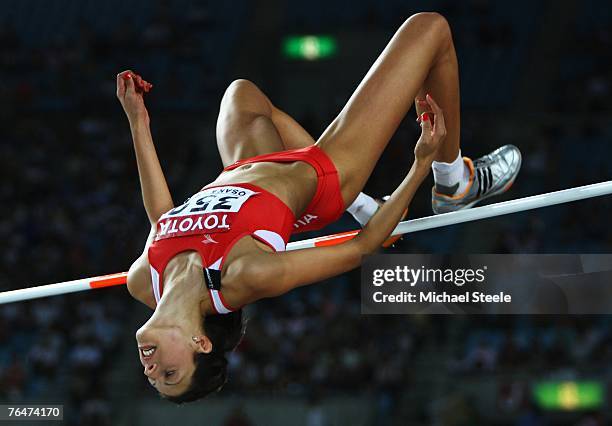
[222,79,259,104]
[221,79,272,116]
[225,79,258,95]
[403,12,452,43]
[406,12,450,30]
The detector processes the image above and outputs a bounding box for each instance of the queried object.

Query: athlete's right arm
[116,70,174,225]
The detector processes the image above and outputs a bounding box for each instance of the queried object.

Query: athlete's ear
[192,335,213,354]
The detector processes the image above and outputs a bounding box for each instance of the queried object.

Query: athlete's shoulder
[223,247,282,304]
[127,254,156,309]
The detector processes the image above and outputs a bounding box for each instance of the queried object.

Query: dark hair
[163,309,245,404]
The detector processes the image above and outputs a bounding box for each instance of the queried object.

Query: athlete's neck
[150,252,215,329]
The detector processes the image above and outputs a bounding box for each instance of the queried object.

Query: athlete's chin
[135,323,157,346]
[137,323,187,348]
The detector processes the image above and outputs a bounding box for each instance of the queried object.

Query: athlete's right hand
[116,70,153,124]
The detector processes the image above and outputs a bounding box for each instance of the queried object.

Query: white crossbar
[1,181,611,304]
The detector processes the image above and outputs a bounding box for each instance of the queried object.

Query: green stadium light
[533,381,604,411]
[283,35,337,61]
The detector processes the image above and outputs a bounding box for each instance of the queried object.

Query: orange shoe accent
[432,157,475,200]
[503,179,514,192]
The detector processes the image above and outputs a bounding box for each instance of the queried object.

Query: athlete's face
[135,325,198,397]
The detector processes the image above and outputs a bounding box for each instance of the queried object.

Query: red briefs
[223,145,345,233]
[147,145,345,313]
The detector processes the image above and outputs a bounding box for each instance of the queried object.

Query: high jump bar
[1,180,611,305]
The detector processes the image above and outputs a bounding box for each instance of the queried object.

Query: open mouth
[139,346,156,358]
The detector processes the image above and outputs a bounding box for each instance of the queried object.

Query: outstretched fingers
[425,93,446,140]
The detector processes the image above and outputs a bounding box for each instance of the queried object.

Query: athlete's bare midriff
[208,160,319,219]
[128,159,320,307]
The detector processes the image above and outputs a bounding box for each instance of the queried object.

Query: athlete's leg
[216,79,284,167]
[316,12,461,204]
[217,80,386,228]
[269,106,317,150]
[216,79,317,167]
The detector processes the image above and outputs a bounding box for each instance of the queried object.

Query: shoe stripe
[476,169,482,198]
[487,167,493,193]
[480,168,489,195]
[482,168,489,194]
[481,168,487,194]
[482,168,488,194]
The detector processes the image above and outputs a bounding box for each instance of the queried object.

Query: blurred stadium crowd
[0,0,611,425]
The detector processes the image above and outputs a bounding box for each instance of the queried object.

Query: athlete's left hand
[414,93,446,165]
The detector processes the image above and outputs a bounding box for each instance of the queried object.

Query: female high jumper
[121,12,521,403]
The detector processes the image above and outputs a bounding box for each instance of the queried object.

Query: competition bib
[155,186,258,240]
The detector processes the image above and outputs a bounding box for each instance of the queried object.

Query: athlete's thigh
[216,80,284,167]
[316,13,450,204]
